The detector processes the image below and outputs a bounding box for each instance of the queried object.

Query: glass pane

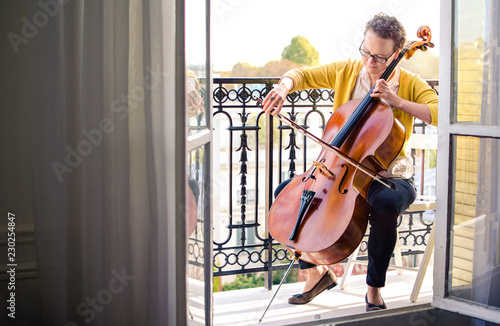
[186,146,207,324]
[449,135,500,309]
[186,0,208,135]
[452,0,500,125]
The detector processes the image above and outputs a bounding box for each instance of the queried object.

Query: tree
[229,59,304,77]
[281,36,319,66]
[260,59,305,77]
[230,62,257,77]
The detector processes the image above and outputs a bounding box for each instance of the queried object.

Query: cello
[264,26,434,266]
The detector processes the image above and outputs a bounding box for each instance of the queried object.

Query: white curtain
[18,0,183,325]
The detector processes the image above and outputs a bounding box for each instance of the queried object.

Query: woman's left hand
[370,79,401,108]
[370,78,433,124]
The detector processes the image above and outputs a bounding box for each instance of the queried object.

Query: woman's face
[360,30,399,77]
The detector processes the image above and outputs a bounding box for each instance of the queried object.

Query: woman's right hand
[261,77,294,116]
[262,84,287,115]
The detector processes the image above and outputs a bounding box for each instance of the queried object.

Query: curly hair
[365,13,406,51]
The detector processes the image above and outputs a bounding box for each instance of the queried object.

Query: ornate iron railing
[189,77,438,289]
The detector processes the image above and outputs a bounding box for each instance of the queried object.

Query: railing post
[264,81,274,290]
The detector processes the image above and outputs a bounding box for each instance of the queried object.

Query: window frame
[432,0,500,323]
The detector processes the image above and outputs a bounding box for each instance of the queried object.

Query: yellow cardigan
[284,59,439,157]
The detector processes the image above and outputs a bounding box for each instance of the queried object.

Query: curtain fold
[26,0,174,325]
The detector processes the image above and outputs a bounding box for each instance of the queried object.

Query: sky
[191,0,441,72]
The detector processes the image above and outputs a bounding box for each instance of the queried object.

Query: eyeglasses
[359,40,396,64]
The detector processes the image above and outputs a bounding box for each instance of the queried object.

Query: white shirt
[350,66,414,179]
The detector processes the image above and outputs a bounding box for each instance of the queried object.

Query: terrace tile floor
[188,266,433,325]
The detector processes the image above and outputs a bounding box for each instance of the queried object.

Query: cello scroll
[404,25,434,59]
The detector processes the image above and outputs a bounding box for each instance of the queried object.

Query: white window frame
[432,0,500,323]
[184,0,213,325]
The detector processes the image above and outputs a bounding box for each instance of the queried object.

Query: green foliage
[272,267,299,285]
[213,275,222,292]
[220,268,299,291]
[222,274,264,291]
[281,36,319,66]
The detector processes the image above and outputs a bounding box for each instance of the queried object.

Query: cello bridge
[312,160,335,179]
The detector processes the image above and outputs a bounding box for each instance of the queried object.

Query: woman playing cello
[261,13,438,311]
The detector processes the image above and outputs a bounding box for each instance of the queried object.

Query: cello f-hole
[339,164,349,194]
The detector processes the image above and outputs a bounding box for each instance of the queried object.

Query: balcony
[210,268,433,325]
[187,77,438,325]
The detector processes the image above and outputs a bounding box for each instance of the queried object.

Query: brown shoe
[288,269,337,305]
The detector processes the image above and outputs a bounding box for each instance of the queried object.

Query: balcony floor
[189,267,433,326]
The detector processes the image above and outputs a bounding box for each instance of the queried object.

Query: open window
[433,0,500,323]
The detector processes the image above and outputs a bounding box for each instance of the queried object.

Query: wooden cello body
[268,99,405,265]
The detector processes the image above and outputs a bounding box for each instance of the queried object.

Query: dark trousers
[274,177,417,288]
